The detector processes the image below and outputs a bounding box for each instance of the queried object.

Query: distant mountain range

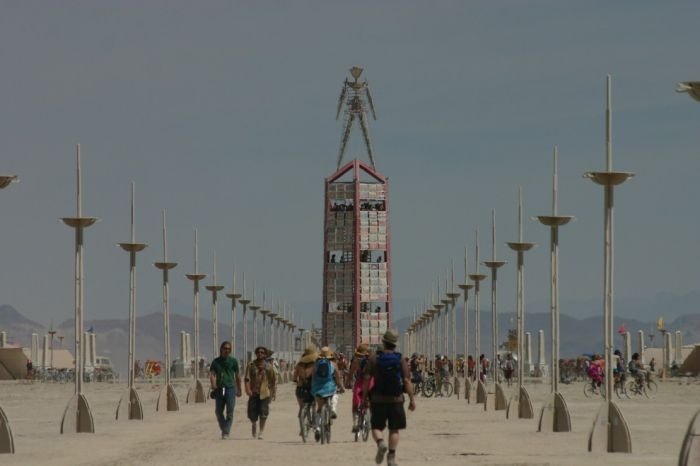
[2,290,699,374]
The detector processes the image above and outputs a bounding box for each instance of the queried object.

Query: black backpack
[373,352,404,397]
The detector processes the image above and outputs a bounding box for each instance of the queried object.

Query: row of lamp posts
[403,76,666,456]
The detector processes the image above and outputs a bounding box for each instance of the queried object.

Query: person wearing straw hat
[348,343,373,433]
[311,346,344,441]
[244,346,276,440]
[362,330,415,466]
[294,346,318,411]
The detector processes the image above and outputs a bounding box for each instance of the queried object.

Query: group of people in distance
[206,330,416,466]
[585,350,651,392]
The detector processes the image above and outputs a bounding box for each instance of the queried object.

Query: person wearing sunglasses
[209,341,242,440]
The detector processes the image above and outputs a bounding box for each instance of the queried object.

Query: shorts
[247,394,271,422]
[296,386,314,403]
[370,402,406,431]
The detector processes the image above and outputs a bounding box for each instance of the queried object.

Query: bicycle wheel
[422,380,435,398]
[361,409,370,442]
[300,404,312,443]
[441,381,453,397]
[320,404,331,444]
[583,382,595,398]
[613,380,628,399]
[645,380,658,398]
[626,379,641,398]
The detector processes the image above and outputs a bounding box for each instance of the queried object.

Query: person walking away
[311,346,344,440]
[209,341,242,440]
[503,353,515,387]
[348,344,373,433]
[362,330,416,466]
[438,356,449,393]
[479,354,490,383]
[245,346,276,440]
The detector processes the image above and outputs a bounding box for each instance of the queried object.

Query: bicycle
[583,378,606,398]
[627,374,658,398]
[354,404,370,442]
[613,372,629,399]
[298,400,314,443]
[317,399,333,444]
[427,373,453,397]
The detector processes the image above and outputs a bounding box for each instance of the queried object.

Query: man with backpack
[362,330,416,466]
[311,346,344,441]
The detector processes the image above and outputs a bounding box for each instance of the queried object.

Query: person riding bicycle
[294,346,317,406]
[348,343,373,434]
[613,349,626,386]
[587,355,604,391]
[628,352,647,386]
[433,355,445,395]
[294,346,317,438]
[311,346,344,441]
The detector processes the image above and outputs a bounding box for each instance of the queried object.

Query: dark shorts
[370,402,406,431]
[247,394,271,422]
[295,386,314,403]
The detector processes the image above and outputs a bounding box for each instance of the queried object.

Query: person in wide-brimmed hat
[244,345,276,440]
[293,346,318,415]
[348,343,373,433]
[311,346,344,437]
[362,330,416,466]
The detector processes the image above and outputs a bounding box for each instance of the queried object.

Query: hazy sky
[1,2,699,329]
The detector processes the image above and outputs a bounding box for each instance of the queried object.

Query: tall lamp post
[469,230,488,406]
[506,188,536,420]
[154,211,179,412]
[225,270,242,358]
[60,145,98,434]
[205,255,225,359]
[238,274,251,369]
[585,76,634,453]
[0,173,17,453]
[483,210,508,411]
[185,231,207,404]
[535,147,574,433]
[116,184,147,421]
[676,79,700,466]
[457,247,474,402]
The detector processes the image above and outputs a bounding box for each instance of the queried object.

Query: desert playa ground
[1,378,698,465]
